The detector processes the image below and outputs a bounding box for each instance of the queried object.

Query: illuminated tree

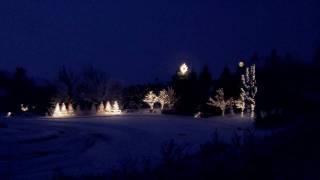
[105,101,112,112]
[158,87,177,110]
[241,64,258,116]
[113,101,121,113]
[98,102,105,113]
[207,88,232,116]
[158,89,169,110]
[143,91,158,111]
[235,88,246,117]
[68,103,74,115]
[53,103,61,117]
[61,103,68,115]
[166,87,177,109]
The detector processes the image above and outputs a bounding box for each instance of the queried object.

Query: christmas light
[179,63,189,75]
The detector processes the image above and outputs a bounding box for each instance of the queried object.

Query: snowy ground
[0,114,260,179]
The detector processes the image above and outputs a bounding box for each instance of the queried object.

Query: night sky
[0,0,319,84]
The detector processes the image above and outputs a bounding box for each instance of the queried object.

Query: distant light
[179,63,189,75]
[194,112,201,118]
[6,112,12,117]
[239,61,245,68]
[21,104,28,112]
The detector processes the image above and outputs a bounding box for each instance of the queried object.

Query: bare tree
[143,91,158,111]
[235,88,246,117]
[56,67,78,103]
[158,87,177,110]
[158,89,169,110]
[207,88,232,116]
[77,66,110,104]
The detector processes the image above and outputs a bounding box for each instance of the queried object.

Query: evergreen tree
[198,65,213,104]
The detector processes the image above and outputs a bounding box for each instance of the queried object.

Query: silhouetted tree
[170,68,200,114]
[7,67,34,112]
[56,67,77,103]
[218,66,240,99]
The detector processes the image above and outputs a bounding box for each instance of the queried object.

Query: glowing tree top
[179,63,189,75]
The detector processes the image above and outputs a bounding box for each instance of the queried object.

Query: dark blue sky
[0,0,320,84]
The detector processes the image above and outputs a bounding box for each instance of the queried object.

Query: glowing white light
[179,63,189,75]
[52,103,61,117]
[6,112,12,117]
[112,101,122,114]
[105,101,112,112]
[194,112,201,118]
[239,61,245,68]
[21,104,28,112]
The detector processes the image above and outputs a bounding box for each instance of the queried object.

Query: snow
[0,114,257,179]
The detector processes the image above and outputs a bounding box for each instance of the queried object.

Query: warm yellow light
[179,63,189,75]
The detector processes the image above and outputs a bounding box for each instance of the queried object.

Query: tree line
[0,48,320,126]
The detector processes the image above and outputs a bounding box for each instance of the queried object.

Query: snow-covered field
[0,114,257,179]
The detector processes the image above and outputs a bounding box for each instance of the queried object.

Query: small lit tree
[143,91,158,111]
[166,87,177,109]
[105,101,112,112]
[61,103,68,115]
[68,103,74,115]
[113,101,121,113]
[53,103,61,117]
[158,89,170,110]
[207,88,231,116]
[98,102,105,113]
[235,88,246,117]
